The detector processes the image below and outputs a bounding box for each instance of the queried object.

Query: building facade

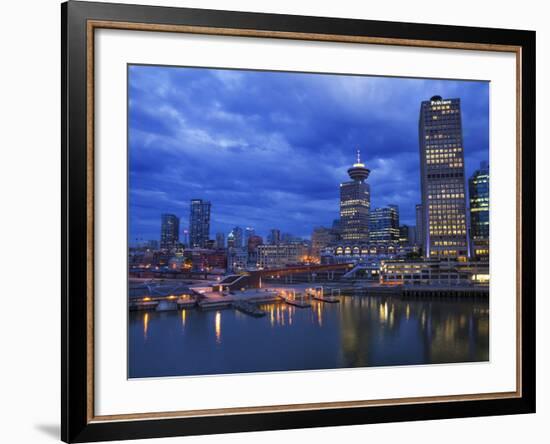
[227,248,249,272]
[267,228,281,245]
[189,199,211,248]
[399,225,417,247]
[160,213,180,250]
[469,162,489,260]
[340,149,371,242]
[215,232,225,249]
[244,227,255,246]
[369,205,400,244]
[311,226,334,258]
[419,96,469,259]
[415,204,424,251]
[380,259,489,286]
[229,226,243,249]
[257,243,307,269]
[321,242,408,264]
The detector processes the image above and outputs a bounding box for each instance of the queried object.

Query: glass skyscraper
[368,205,400,244]
[340,150,370,242]
[160,213,180,250]
[189,199,211,248]
[419,96,469,259]
[469,162,489,260]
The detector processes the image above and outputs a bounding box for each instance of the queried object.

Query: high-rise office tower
[469,161,489,260]
[399,224,416,246]
[181,229,189,248]
[230,226,243,249]
[419,96,469,259]
[267,228,281,245]
[244,227,255,246]
[340,149,370,242]
[160,213,180,250]
[189,199,211,248]
[215,232,225,249]
[368,205,400,244]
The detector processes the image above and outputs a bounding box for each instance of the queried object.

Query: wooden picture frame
[62,1,536,442]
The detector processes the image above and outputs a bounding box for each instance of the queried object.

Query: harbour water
[128,294,489,378]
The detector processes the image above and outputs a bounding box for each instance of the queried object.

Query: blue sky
[128,65,489,243]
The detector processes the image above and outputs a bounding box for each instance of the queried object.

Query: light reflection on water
[129,294,489,378]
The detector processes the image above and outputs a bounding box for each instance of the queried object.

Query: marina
[129,290,489,378]
[129,278,487,315]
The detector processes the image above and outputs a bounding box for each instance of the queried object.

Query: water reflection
[142,312,149,341]
[215,311,221,344]
[129,294,489,378]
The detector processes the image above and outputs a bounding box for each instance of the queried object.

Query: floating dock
[232,301,266,317]
[280,295,311,308]
[312,295,340,303]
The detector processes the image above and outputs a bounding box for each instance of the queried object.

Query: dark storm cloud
[128,65,489,242]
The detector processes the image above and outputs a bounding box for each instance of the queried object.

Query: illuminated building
[322,242,406,264]
[380,259,489,286]
[187,248,227,271]
[340,149,370,242]
[257,243,307,269]
[189,199,211,248]
[469,162,489,260]
[368,205,400,244]
[419,96,469,259]
[311,226,334,258]
[160,213,180,250]
[227,248,248,272]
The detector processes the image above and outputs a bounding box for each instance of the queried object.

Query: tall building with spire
[339,149,371,242]
[419,96,469,259]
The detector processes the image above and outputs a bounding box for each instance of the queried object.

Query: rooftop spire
[347,146,370,182]
[353,147,365,167]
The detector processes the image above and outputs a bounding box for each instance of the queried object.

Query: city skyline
[129,65,489,242]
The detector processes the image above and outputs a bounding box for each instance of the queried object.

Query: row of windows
[429,230,467,236]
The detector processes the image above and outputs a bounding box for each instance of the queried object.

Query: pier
[401,285,488,299]
[307,286,340,303]
[129,276,490,317]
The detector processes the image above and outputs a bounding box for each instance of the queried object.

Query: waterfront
[129,294,489,378]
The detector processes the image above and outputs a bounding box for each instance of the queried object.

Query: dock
[279,294,311,308]
[232,300,266,317]
[306,287,340,303]
[312,295,340,303]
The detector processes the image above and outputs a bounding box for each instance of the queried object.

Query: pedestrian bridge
[218,263,354,291]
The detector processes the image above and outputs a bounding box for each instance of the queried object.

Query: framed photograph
[62,1,536,442]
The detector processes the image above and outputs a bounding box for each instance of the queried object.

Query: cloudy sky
[128,64,489,243]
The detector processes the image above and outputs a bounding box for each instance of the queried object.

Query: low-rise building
[380,259,489,286]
